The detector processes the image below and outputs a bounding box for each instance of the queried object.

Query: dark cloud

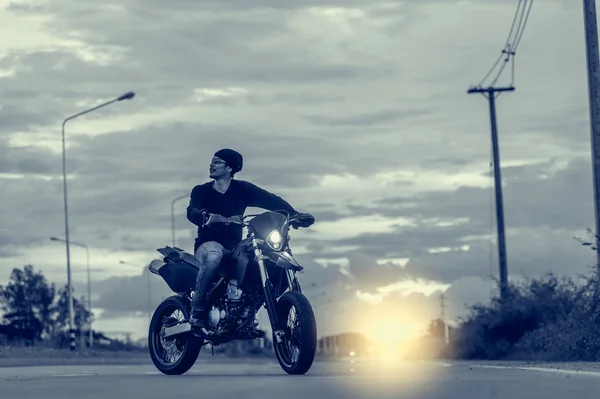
[0,250,21,259]
[398,228,594,284]
[246,91,346,107]
[417,157,474,171]
[296,255,353,292]
[338,157,595,232]
[306,107,436,127]
[331,223,481,258]
[5,1,394,89]
[135,0,392,11]
[0,230,15,247]
[0,141,60,175]
[91,271,175,315]
[344,252,412,291]
[292,158,598,286]
[308,209,349,223]
[0,102,61,136]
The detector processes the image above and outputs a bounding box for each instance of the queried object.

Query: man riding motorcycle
[186,148,310,337]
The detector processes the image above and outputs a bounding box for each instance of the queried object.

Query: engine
[207,279,256,333]
[208,306,227,328]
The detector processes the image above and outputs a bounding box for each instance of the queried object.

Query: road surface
[1,357,599,398]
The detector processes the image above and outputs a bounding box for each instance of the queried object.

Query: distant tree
[52,287,93,333]
[0,265,56,340]
[0,265,95,344]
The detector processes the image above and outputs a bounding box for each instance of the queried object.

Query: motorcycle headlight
[266,229,284,251]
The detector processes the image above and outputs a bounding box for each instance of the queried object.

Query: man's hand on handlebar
[203,212,243,227]
[206,213,229,225]
[290,212,315,229]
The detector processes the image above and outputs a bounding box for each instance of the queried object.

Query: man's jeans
[191,241,232,318]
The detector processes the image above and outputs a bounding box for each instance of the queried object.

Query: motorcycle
[145,210,317,375]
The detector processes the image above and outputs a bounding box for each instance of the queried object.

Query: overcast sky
[1,0,597,341]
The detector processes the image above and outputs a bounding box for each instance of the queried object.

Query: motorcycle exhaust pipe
[163,322,192,339]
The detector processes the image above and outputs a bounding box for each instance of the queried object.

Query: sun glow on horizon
[359,304,427,359]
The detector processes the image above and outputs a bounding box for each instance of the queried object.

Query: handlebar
[201,210,314,229]
[201,212,245,228]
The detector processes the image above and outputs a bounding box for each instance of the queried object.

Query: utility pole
[583,0,600,277]
[467,85,514,302]
[440,293,449,345]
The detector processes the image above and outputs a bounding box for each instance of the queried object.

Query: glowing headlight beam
[267,230,283,250]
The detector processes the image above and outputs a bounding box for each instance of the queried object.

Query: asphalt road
[1,357,599,399]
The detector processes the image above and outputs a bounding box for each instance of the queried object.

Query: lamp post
[171,193,189,247]
[119,260,152,324]
[60,91,135,350]
[50,236,93,348]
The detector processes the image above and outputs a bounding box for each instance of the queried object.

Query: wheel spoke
[272,291,317,374]
[277,305,304,366]
[155,306,187,365]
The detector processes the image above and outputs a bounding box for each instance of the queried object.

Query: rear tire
[272,290,317,375]
[148,295,202,375]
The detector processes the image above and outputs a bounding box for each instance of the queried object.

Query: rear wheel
[148,295,202,375]
[272,290,317,375]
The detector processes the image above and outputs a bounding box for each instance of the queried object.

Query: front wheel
[272,290,317,375]
[148,295,202,375]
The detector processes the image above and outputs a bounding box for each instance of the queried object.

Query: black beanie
[214,148,243,174]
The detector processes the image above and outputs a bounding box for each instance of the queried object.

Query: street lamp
[170,193,189,247]
[119,260,152,324]
[60,90,135,351]
[50,236,93,348]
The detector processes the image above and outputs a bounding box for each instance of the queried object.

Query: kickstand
[211,345,214,356]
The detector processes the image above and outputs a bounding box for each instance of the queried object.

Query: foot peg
[250,328,266,339]
[192,326,211,338]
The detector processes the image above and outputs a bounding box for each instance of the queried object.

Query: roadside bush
[448,272,600,361]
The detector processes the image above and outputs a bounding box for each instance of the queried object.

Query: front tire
[272,290,317,375]
[148,295,202,375]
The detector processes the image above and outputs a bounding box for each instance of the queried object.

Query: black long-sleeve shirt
[187,179,298,252]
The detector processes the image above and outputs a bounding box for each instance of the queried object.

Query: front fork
[251,236,299,344]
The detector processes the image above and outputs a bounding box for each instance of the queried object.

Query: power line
[478,52,505,88]
[476,0,535,89]
[504,0,524,47]
[512,1,534,51]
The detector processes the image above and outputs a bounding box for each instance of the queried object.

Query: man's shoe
[189,312,209,338]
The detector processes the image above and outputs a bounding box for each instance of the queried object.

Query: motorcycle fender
[267,251,304,272]
[147,259,166,275]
